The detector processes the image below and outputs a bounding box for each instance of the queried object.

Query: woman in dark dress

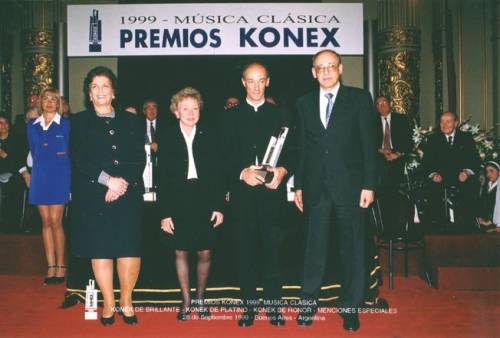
[70,67,145,325]
[27,88,71,285]
[159,87,225,321]
[477,161,499,227]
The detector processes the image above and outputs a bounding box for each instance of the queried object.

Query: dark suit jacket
[376,112,412,187]
[295,85,378,207]
[376,112,412,155]
[0,134,24,174]
[221,101,293,223]
[70,109,146,226]
[422,129,481,185]
[157,123,225,219]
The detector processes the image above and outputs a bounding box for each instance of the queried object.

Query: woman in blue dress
[27,88,71,285]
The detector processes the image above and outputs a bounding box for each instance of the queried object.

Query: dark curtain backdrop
[118,55,316,126]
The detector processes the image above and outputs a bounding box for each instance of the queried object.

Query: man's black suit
[295,85,378,310]
[422,129,481,224]
[221,101,292,307]
[376,112,412,187]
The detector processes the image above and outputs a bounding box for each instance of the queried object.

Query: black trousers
[301,189,366,310]
[236,209,283,309]
[425,177,479,226]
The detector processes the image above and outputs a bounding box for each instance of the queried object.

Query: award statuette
[85,279,98,320]
[88,9,102,52]
[255,127,289,183]
[143,144,156,202]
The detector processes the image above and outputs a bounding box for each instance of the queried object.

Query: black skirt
[162,179,217,251]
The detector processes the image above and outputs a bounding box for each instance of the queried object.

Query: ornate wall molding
[377,0,421,121]
[23,29,54,100]
[377,28,421,119]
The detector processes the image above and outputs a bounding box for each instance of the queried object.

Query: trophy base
[255,167,274,184]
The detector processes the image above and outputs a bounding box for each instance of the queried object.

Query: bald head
[241,63,270,105]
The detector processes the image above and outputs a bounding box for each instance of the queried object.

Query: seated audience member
[477,161,499,227]
[374,95,413,235]
[421,111,481,228]
[375,95,412,188]
[0,114,25,231]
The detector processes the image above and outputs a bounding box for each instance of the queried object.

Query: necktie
[383,117,391,150]
[447,135,453,146]
[149,121,156,143]
[325,93,334,126]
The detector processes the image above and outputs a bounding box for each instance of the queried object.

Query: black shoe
[296,313,313,326]
[122,314,138,325]
[100,314,115,326]
[237,310,256,327]
[177,307,191,321]
[43,266,57,285]
[296,304,317,326]
[199,307,211,319]
[268,311,285,326]
[53,266,67,285]
[341,313,360,332]
[118,306,138,325]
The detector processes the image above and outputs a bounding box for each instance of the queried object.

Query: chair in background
[370,190,433,289]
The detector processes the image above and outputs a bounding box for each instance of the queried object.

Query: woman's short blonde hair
[169,87,203,114]
[38,88,62,115]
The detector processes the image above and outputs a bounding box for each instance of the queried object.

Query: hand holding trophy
[254,127,289,183]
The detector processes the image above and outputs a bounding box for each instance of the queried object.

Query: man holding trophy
[221,63,291,327]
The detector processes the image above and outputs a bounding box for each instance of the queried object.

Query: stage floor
[0,274,498,338]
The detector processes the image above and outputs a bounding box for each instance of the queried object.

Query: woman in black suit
[159,87,225,321]
[70,66,145,325]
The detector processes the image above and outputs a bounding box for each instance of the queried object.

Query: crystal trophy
[143,144,156,202]
[255,127,289,183]
[85,279,98,320]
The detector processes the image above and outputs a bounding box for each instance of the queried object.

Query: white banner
[67,3,363,56]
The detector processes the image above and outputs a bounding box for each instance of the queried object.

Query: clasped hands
[378,148,400,162]
[240,165,287,189]
[431,170,470,183]
[105,176,128,202]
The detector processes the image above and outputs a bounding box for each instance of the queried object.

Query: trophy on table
[254,127,289,183]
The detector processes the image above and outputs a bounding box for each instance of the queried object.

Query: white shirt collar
[34,113,61,131]
[320,82,340,98]
[179,122,196,141]
[246,98,265,112]
[489,180,498,192]
[381,113,391,123]
[444,129,456,139]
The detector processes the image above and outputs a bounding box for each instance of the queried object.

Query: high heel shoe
[118,305,138,325]
[43,266,57,285]
[177,306,191,321]
[100,314,115,326]
[53,265,67,285]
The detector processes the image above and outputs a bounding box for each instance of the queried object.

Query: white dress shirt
[180,123,198,179]
[146,118,156,143]
[319,83,340,128]
[380,113,393,149]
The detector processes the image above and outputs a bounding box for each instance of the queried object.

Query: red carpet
[0,275,498,338]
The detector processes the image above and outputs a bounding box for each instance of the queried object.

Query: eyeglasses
[314,63,339,74]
